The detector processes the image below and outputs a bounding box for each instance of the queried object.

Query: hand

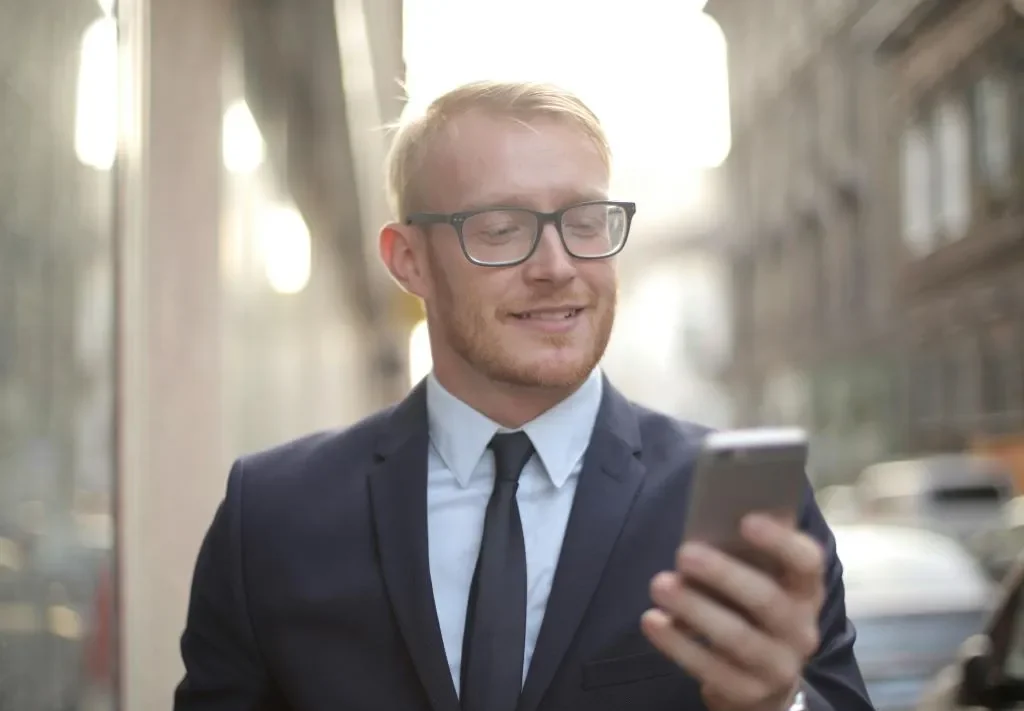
[640,514,825,711]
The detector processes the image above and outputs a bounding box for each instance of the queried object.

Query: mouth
[510,307,585,321]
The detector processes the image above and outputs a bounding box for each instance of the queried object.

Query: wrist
[783,684,806,711]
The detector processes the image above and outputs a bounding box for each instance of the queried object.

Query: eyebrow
[456,191,610,213]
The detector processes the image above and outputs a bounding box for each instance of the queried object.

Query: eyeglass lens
[461,202,628,264]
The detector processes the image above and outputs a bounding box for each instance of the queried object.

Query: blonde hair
[385,80,612,220]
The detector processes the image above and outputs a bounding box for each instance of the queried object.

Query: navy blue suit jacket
[174,379,874,711]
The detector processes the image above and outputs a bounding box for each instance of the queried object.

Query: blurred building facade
[0,3,120,707]
[860,0,1024,480]
[710,0,1024,486]
[0,0,410,708]
[709,0,898,485]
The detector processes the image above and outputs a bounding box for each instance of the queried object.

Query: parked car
[817,484,862,525]
[833,524,995,711]
[972,496,1024,582]
[857,455,1013,552]
[916,560,1024,710]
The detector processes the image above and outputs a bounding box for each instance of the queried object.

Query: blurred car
[818,484,863,525]
[0,508,113,711]
[857,455,1013,551]
[916,560,1024,711]
[972,496,1024,582]
[834,524,995,711]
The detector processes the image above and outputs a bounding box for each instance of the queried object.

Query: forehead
[421,110,609,212]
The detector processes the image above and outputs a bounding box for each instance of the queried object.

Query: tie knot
[489,431,535,483]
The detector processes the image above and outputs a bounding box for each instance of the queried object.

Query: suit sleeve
[174,460,281,710]
[798,486,876,711]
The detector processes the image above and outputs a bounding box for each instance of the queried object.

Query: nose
[522,223,576,284]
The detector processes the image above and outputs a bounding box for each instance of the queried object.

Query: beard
[426,250,615,389]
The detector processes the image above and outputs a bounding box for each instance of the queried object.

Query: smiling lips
[507,306,587,334]
[510,307,584,321]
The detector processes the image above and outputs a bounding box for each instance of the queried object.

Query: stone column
[116,0,229,707]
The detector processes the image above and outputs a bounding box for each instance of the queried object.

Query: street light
[74,17,118,170]
[256,203,312,295]
[223,99,265,175]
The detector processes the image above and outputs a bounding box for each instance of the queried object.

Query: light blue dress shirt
[425,369,604,694]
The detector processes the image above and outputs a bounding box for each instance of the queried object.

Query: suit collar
[593,372,642,457]
[369,382,460,711]
[517,379,646,711]
[375,371,638,459]
[371,376,646,711]
[424,369,604,489]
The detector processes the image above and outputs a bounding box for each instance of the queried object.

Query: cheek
[435,260,498,309]
[579,263,617,297]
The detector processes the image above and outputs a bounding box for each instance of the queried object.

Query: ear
[379,222,431,299]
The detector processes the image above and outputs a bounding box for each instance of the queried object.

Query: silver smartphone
[682,427,809,577]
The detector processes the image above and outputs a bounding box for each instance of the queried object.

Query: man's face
[415,110,618,390]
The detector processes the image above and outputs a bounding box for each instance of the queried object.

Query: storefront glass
[0,0,118,708]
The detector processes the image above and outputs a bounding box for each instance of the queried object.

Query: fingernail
[652,571,677,594]
[641,608,671,633]
[743,514,770,534]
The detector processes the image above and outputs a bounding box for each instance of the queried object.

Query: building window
[911,348,943,425]
[753,252,769,337]
[934,95,972,240]
[994,31,1022,154]
[847,207,867,316]
[804,228,827,334]
[979,339,1007,416]
[768,239,787,332]
[900,119,936,255]
[970,72,1014,197]
[942,341,971,424]
[733,255,755,353]
[1014,46,1024,186]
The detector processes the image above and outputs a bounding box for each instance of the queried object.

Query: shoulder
[227,403,397,496]
[629,399,714,453]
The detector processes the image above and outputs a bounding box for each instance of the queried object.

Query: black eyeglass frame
[404,200,637,267]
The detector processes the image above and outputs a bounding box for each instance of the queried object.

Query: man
[175,80,874,711]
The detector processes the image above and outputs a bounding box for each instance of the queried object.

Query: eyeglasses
[405,200,636,267]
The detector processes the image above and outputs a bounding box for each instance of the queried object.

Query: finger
[675,544,796,639]
[741,515,825,597]
[641,608,770,708]
[649,572,801,687]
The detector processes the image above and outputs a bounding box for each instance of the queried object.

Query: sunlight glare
[401,0,731,222]
[74,18,118,171]
[223,100,266,175]
[257,203,312,295]
[408,319,432,386]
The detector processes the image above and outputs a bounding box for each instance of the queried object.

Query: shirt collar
[426,369,603,489]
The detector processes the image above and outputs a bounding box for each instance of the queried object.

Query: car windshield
[931,484,1007,504]
[853,610,986,673]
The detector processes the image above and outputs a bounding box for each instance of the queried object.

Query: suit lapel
[518,380,646,711]
[368,382,461,711]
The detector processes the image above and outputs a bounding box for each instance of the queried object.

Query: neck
[431,359,585,429]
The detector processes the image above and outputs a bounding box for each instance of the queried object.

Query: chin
[489,350,598,389]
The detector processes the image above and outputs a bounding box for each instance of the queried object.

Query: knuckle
[753,588,788,625]
[771,655,802,689]
[720,621,749,653]
[802,539,826,574]
[741,678,769,706]
[796,624,821,657]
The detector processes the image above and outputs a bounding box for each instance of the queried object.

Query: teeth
[516,309,579,320]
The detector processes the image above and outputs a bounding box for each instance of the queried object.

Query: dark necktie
[460,431,534,711]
